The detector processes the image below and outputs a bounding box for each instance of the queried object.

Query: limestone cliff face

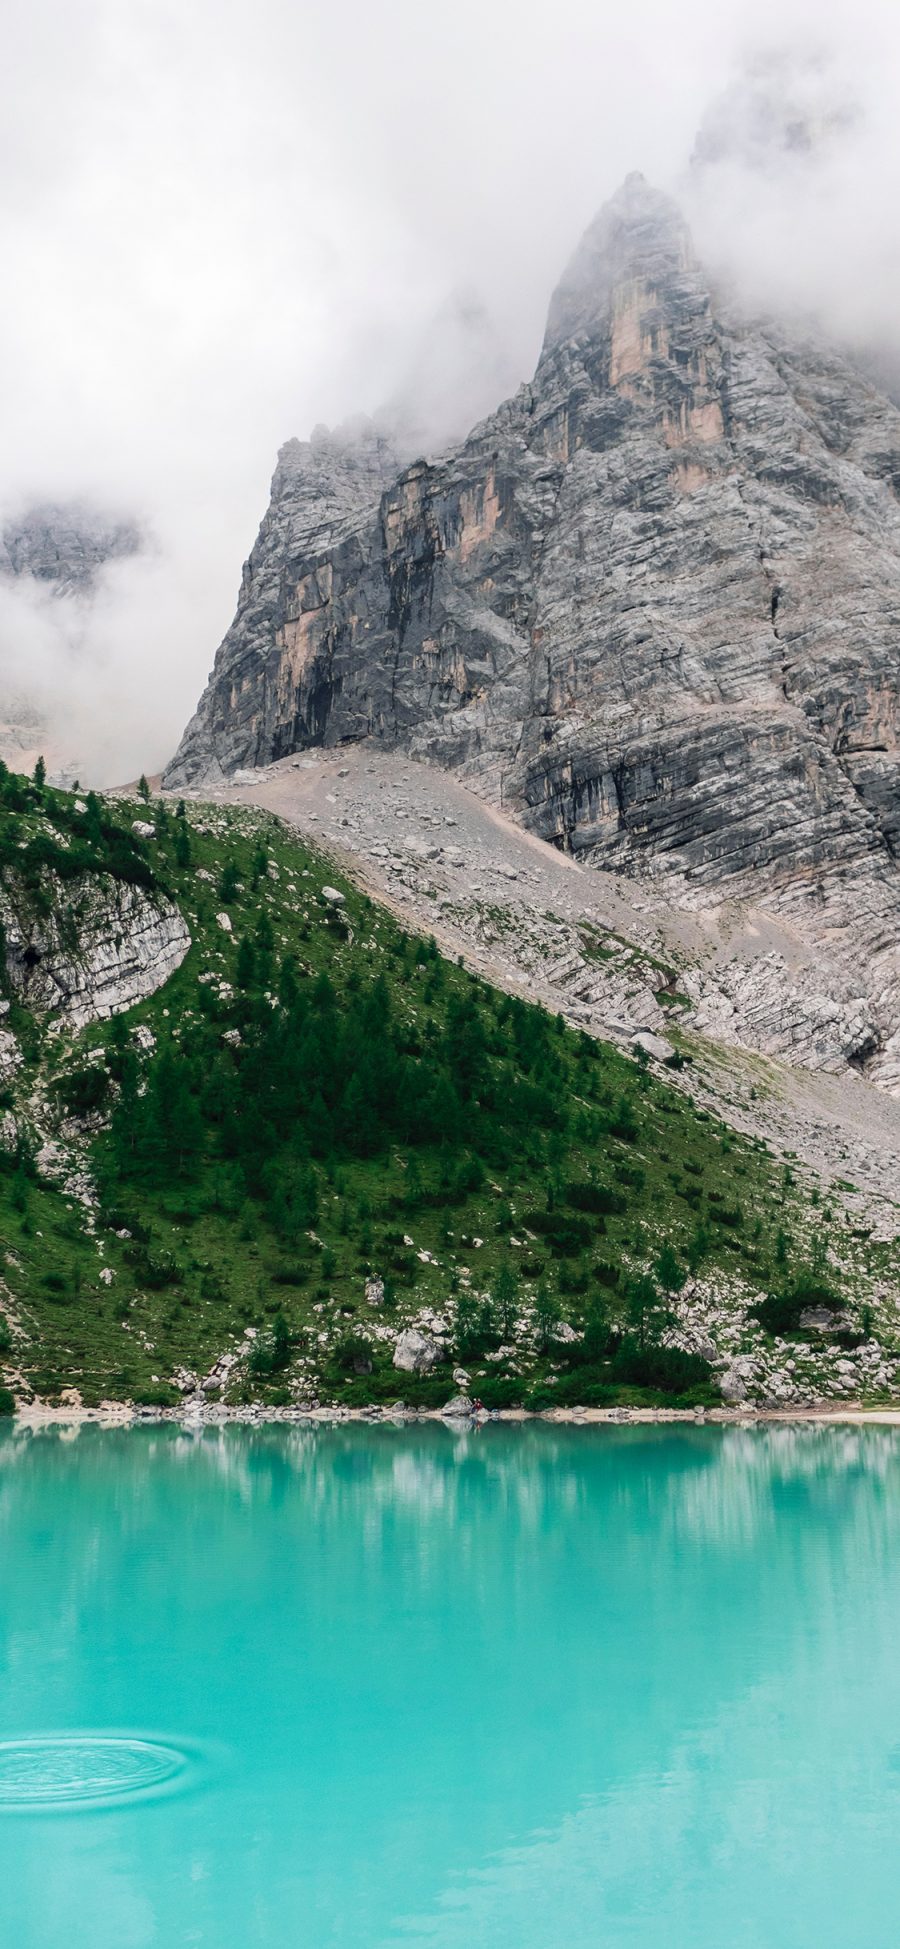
[166,175,900,1087]
[0,872,190,1028]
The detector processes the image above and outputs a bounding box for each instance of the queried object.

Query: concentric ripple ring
[0,1735,192,1812]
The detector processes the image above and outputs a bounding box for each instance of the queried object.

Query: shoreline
[7,1401,900,1430]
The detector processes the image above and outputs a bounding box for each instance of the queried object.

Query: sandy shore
[8,1401,900,1431]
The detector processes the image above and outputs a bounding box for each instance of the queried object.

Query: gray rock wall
[165,174,900,1089]
[0,872,190,1027]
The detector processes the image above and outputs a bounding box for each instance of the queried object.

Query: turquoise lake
[2,1421,900,1946]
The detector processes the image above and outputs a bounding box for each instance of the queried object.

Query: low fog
[0,0,897,783]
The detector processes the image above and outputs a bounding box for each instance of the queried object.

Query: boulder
[798,1307,840,1332]
[441,1395,475,1418]
[392,1328,441,1374]
[631,1030,675,1063]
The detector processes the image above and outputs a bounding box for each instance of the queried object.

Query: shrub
[52,1065,110,1118]
[249,1311,292,1376]
[330,1332,373,1376]
[41,1272,70,1299]
[752,1291,803,1337]
[454,1292,497,1360]
[557,1261,590,1297]
[564,1181,627,1216]
[710,1199,744,1228]
[548,1369,618,1407]
[134,1250,181,1290]
[475,1376,525,1409]
[525,1384,559,1412]
[611,1341,712,1394]
[580,1299,615,1364]
[133,1384,177,1408]
[608,1096,638,1142]
[0,1385,15,1414]
[527,1211,593,1257]
[655,1244,686,1294]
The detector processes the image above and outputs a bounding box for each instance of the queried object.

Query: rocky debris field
[202,747,900,1243]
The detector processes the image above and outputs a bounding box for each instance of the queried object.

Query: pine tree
[492,1262,519,1341]
[655,1244,686,1293]
[624,1273,666,1350]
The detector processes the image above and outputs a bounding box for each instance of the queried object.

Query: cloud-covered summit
[0,0,897,782]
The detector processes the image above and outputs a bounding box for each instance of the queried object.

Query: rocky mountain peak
[264,419,401,560]
[165,175,900,1093]
[541,173,695,356]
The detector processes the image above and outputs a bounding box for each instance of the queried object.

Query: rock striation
[166,175,900,1090]
[0,871,190,1028]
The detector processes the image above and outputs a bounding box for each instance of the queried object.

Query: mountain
[0,502,142,594]
[2,765,894,1415]
[0,501,145,784]
[165,175,900,1091]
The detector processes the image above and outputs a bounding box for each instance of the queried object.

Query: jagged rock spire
[541,173,694,355]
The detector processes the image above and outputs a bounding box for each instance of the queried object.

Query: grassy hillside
[0,764,893,1413]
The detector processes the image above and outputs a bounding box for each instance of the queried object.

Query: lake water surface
[2,1421,899,1946]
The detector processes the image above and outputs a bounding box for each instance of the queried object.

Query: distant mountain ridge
[0,502,142,595]
[165,174,900,1090]
[0,501,146,785]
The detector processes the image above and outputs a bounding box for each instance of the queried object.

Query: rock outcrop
[0,503,142,595]
[0,872,190,1027]
[392,1328,442,1374]
[166,175,900,1089]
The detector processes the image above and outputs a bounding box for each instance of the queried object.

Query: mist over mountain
[0,0,898,783]
[166,168,900,1094]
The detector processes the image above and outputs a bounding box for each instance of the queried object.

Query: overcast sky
[1,0,898,781]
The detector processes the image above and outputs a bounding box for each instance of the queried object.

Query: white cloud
[0,0,897,781]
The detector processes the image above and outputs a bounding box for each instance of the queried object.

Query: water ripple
[0,1735,196,1813]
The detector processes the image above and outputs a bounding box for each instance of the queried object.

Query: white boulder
[393,1329,441,1374]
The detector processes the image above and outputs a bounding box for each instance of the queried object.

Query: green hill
[0,764,893,1414]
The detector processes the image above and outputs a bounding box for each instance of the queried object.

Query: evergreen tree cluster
[0,763,158,898]
[102,921,606,1248]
